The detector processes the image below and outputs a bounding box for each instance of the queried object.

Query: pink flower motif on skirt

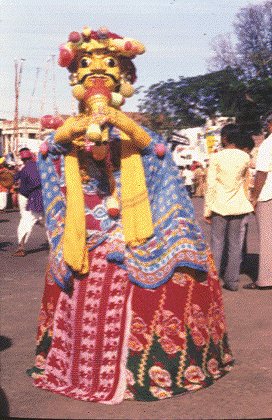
[210,304,225,331]
[191,328,206,347]
[150,386,173,399]
[209,304,226,344]
[223,353,233,364]
[172,272,189,287]
[148,365,172,388]
[126,369,135,386]
[158,336,180,354]
[189,304,207,329]
[156,310,182,337]
[184,365,205,383]
[128,334,144,352]
[124,389,134,400]
[34,354,46,369]
[184,383,203,391]
[130,315,147,335]
[207,358,220,377]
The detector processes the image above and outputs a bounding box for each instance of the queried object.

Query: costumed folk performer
[28,25,234,403]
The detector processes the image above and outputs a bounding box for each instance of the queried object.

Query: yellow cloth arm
[54,117,75,143]
[107,108,154,245]
[120,140,154,245]
[63,152,89,274]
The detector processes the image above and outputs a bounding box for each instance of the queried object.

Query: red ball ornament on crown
[58,45,75,68]
[52,116,64,129]
[41,114,55,129]
[41,115,64,130]
[124,41,133,51]
[124,40,139,56]
[68,31,81,43]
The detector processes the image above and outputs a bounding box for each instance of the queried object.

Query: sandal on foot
[243,282,272,290]
[26,366,44,378]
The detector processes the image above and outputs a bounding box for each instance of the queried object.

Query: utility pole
[28,67,41,117]
[14,58,25,154]
[51,54,58,116]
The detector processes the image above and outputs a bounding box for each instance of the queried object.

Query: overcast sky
[0,0,264,119]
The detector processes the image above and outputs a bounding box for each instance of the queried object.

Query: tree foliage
[138,69,242,133]
[209,0,272,79]
[208,0,272,130]
[139,1,272,133]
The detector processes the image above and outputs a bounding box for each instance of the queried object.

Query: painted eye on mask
[104,57,118,68]
[80,57,92,68]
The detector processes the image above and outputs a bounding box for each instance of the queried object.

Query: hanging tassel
[119,79,135,98]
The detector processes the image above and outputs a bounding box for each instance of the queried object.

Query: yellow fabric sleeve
[120,139,154,246]
[63,152,89,274]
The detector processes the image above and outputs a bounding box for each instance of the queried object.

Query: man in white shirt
[244,114,272,290]
[205,124,253,291]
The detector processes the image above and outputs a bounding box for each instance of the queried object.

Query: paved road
[1,198,271,419]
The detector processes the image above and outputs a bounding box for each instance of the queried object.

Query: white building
[171,127,208,167]
[0,118,42,155]
[170,116,235,167]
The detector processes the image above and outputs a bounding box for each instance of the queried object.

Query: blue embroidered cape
[38,128,208,291]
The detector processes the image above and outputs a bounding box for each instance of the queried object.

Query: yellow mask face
[76,50,121,91]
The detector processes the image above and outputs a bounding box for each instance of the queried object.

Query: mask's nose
[89,57,107,73]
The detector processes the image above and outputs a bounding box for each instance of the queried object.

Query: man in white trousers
[13,148,44,256]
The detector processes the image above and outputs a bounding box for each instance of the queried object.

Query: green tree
[138,69,241,132]
[208,0,272,129]
[139,1,272,133]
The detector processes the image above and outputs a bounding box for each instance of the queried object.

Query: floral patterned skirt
[31,244,234,403]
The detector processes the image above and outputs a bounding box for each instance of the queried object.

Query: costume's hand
[107,107,151,149]
[55,116,91,143]
[54,117,75,143]
[71,134,86,148]
[71,116,92,136]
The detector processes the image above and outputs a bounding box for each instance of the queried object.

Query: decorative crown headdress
[58,26,145,71]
